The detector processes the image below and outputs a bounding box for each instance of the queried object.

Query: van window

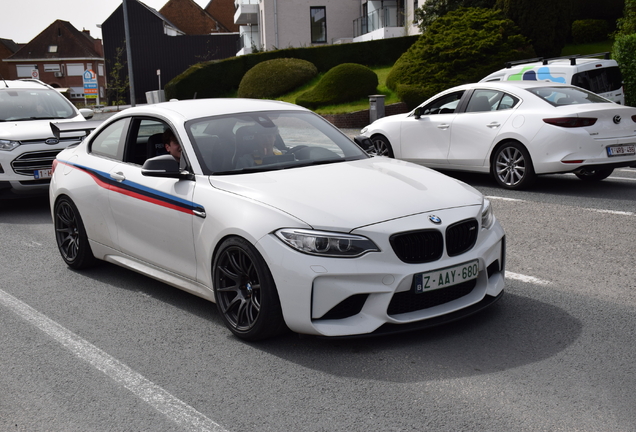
[572,66,623,93]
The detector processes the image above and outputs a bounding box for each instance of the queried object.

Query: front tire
[369,135,394,158]
[491,142,536,189]
[54,196,96,269]
[574,167,614,181]
[213,237,286,341]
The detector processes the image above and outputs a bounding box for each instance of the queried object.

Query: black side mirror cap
[413,107,422,119]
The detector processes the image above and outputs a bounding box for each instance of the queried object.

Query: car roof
[115,98,308,121]
[0,79,52,90]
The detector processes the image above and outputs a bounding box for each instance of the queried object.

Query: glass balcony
[353,7,405,38]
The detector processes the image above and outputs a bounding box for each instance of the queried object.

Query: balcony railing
[353,7,404,38]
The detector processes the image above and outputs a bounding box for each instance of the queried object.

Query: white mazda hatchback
[361,81,636,189]
[50,99,505,340]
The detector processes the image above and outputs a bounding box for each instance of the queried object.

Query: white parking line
[0,289,229,432]
[506,272,551,286]
[487,196,635,217]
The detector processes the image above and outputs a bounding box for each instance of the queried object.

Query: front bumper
[257,208,506,337]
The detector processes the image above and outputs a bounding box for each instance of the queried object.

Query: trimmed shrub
[387,7,534,108]
[612,34,636,107]
[237,58,318,99]
[571,20,610,45]
[295,63,378,110]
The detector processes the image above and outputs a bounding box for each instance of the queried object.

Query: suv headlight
[481,198,495,230]
[0,140,20,151]
[275,229,380,258]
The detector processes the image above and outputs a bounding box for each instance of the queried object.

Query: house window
[16,65,37,78]
[310,7,326,44]
[66,63,85,76]
[98,63,104,76]
[44,64,61,72]
[48,45,58,53]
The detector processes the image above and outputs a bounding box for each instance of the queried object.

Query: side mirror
[354,135,373,152]
[79,108,94,119]
[413,107,422,119]
[142,154,183,178]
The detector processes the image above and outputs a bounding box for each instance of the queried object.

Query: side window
[89,118,129,160]
[421,91,464,115]
[466,90,500,113]
[466,90,519,113]
[497,93,519,110]
[123,118,170,165]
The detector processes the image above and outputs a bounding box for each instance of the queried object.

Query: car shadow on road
[437,169,636,203]
[252,290,582,384]
[0,195,51,224]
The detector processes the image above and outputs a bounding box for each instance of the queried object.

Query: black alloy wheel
[54,196,96,269]
[213,237,285,341]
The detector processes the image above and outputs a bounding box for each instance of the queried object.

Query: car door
[398,91,465,166]
[447,89,518,167]
[106,117,198,279]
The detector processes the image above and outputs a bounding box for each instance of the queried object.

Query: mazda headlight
[275,229,380,258]
[481,198,495,230]
[0,140,20,151]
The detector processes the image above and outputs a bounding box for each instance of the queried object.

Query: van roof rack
[504,52,611,68]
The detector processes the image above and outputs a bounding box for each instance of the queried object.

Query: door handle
[487,122,501,129]
[111,172,126,182]
[437,124,450,130]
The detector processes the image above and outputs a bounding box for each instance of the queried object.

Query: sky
[0,0,210,44]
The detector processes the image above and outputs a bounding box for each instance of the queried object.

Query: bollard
[369,94,386,123]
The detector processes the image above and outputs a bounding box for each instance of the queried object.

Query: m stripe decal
[59,160,201,215]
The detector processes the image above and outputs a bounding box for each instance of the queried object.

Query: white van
[480,53,625,104]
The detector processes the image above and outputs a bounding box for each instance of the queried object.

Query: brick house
[3,20,106,105]
[0,38,21,80]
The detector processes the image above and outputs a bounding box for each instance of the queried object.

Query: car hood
[208,157,483,231]
[363,112,410,131]
[0,116,84,141]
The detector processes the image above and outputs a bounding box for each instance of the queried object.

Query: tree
[414,0,497,32]
[107,45,129,108]
[387,7,534,108]
[495,0,574,58]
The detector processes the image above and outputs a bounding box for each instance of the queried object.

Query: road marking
[506,272,551,285]
[0,288,229,432]
[487,196,634,217]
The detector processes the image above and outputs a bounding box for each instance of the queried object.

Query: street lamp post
[122,0,136,106]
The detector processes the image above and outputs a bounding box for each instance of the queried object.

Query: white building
[234,0,425,56]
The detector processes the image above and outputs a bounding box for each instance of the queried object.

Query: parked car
[480,53,625,104]
[0,79,94,198]
[49,98,506,340]
[360,81,636,189]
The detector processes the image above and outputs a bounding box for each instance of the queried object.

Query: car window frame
[88,117,130,161]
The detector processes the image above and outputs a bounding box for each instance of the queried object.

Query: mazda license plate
[607,144,636,157]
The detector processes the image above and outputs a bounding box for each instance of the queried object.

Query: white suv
[0,79,93,198]
[480,53,625,104]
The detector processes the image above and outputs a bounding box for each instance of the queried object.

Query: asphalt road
[1,165,635,431]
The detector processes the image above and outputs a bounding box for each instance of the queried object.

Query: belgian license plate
[607,144,636,157]
[34,169,52,179]
[413,260,479,293]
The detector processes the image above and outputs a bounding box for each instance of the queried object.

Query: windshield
[526,86,610,107]
[0,88,78,121]
[186,110,368,175]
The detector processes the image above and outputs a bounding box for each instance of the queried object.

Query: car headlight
[275,229,380,258]
[0,140,20,151]
[481,198,495,230]
[360,126,368,134]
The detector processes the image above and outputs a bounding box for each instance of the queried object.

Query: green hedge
[612,34,636,107]
[237,58,317,99]
[296,64,378,109]
[165,36,418,100]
